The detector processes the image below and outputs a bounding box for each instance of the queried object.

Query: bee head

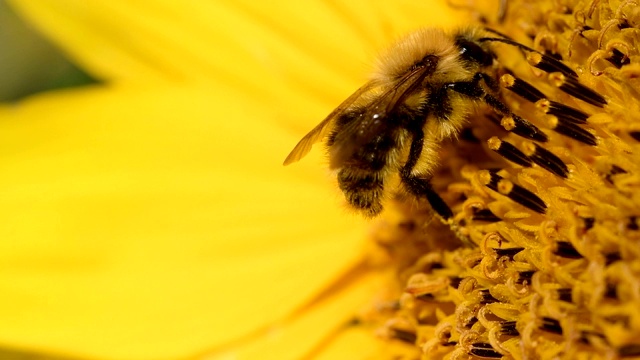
[453,28,496,70]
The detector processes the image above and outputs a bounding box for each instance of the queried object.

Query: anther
[536,99,590,124]
[556,288,572,302]
[547,116,598,145]
[523,142,569,178]
[494,247,525,259]
[469,343,503,358]
[503,115,549,142]
[479,289,498,304]
[488,137,532,167]
[607,48,631,68]
[473,208,502,222]
[517,270,535,284]
[549,73,607,107]
[554,241,582,258]
[501,74,546,102]
[540,317,563,335]
[618,344,640,357]
[486,171,547,214]
[582,217,595,230]
[390,328,417,344]
[500,321,519,336]
[527,52,578,78]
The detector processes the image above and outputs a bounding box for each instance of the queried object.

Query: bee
[283,26,605,219]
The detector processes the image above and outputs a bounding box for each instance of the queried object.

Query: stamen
[501,74,546,102]
[548,116,598,145]
[540,317,563,335]
[469,343,503,358]
[472,208,502,222]
[606,164,627,183]
[618,344,640,357]
[501,115,549,142]
[488,137,533,167]
[517,271,535,284]
[583,217,595,230]
[527,51,578,78]
[554,241,582,258]
[486,171,547,214]
[494,247,525,259]
[556,288,572,302]
[606,48,630,68]
[525,143,569,177]
[549,73,607,107]
[536,99,590,124]
[449,277,464,289]
[579,330,608,345]
[479,289,498,304]
[605,252,622,265]
[465,317,479,328]
[390,328,417,344]
[500,321,519,336]
[605,284,618,299]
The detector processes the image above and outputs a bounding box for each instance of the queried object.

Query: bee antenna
[479,37,537,54]
[480,36,579,78]
[482,28,514,41]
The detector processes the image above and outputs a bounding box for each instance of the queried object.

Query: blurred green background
[0,0,97,102]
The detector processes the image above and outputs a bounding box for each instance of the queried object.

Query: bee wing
[283,81,378,166]
[329,66,430,168]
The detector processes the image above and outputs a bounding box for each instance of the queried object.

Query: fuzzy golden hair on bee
[372,28,485,84]
[284,25,604,219]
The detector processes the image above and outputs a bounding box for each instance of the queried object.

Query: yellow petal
[1,1,472,359]
[0,84,368,360]
[203,270,385,360]
[311,325,388,360]
[7,1,466,96]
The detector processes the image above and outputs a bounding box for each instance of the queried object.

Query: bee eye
[457,39,493,67]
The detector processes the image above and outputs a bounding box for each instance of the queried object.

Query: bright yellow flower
[0,1,464,360]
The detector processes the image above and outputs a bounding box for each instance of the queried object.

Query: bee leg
[447,74,549,143]
[400,128,453,220]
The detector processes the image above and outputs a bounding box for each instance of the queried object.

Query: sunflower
[365,1,640,359]
[2,1,639,360]
[0,1,464,360]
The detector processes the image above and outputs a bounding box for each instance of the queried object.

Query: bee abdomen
[337,169,384,217]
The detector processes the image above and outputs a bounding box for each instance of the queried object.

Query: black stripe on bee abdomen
[337,169,384,217]
[349,134,397,171]
[336,133,396,217]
